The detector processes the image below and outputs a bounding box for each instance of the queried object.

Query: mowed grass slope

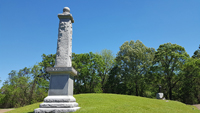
[6,93,200,113]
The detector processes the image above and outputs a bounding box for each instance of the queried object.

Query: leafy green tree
[0,65,48,108]
[179,58,200,104]
[153,43,189,100]
[96,49,115,92]
[115,40,155,96]
[104,65,123,94]
[0,68,31,108]
[192,45,200,59]
[73,52,105,94]
[29,65,44,104]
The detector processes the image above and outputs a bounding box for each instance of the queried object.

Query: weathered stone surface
[55,7,73,68]
[40,102,78,108]
[44,96,76,102]
[156,93,164,99]
[46,67,77,76]
[34,107,80,113]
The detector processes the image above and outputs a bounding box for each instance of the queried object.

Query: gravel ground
[0,109,14,113]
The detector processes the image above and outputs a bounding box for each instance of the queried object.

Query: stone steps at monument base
[44,96,76,102]
[34,107,80,113]
[40,102,78,108]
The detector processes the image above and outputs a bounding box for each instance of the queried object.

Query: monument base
[156,93,164,99]
[34,96,80,113]
[34,107,80,113]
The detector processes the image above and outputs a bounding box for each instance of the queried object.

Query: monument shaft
[55,9,74,67]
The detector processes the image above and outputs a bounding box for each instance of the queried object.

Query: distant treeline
[0,40,200,108]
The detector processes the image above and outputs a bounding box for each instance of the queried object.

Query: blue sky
[0,0,200,88]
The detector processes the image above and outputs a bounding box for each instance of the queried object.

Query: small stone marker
[156,85,164,99]
[34,7,80,113]
[156,93,164,99]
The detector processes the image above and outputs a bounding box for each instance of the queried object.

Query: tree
[179,57,200,104]
[0,65,48,108]
[104,64,123,94]
[153,43,189,100]
[72,52,105,94]
[29,65,44,104]
[192,45,200,59]
[96,49,115,92]
[115,40,155,96]
[0,67,31,108]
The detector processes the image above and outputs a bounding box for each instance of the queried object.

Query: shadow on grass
[28,112,34,113]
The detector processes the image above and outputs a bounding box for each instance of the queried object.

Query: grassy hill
[6,93,200,113]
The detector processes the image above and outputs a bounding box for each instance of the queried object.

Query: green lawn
[6,93,200,113]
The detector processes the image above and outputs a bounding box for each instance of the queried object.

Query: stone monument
[34,7,80,113]
[156,85,164,99]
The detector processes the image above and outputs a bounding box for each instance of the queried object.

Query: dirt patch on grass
[193,104,200,110]
[0,109,14,113]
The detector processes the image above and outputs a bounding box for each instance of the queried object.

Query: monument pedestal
[34,67,80,113]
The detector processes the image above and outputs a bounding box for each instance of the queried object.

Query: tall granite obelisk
[34,7,80,113]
